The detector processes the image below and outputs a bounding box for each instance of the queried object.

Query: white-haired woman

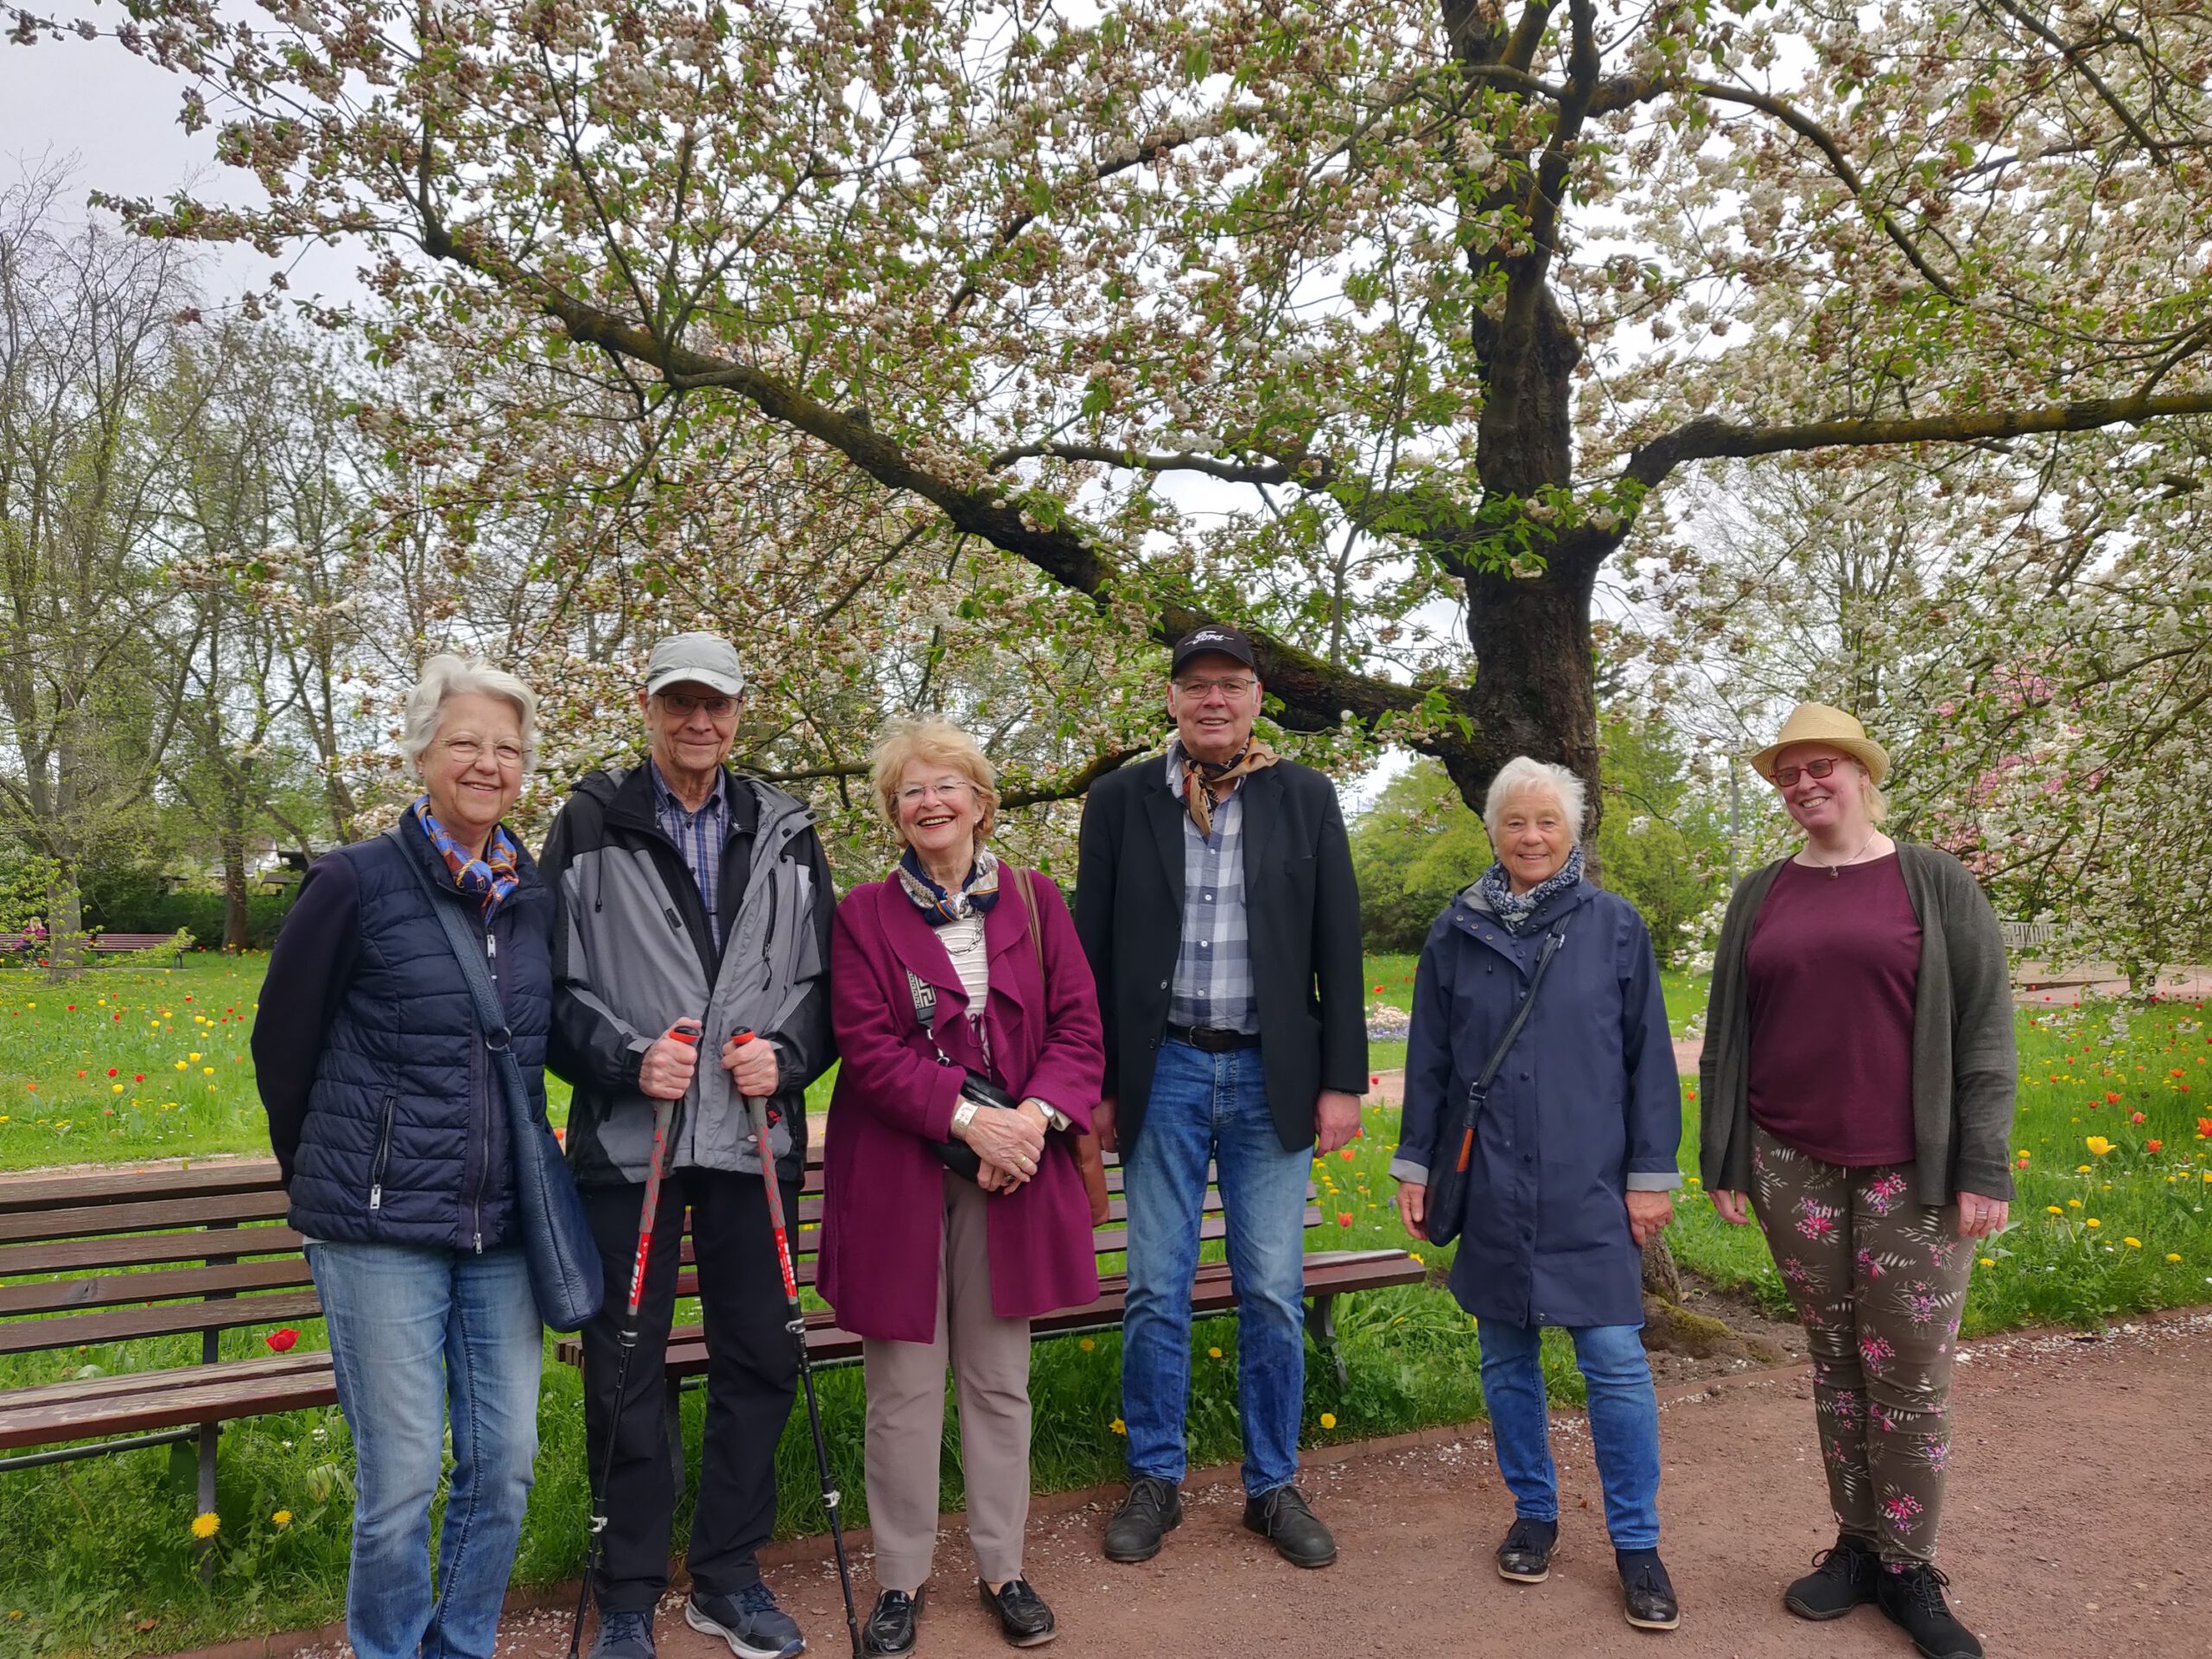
[1391,757,1685,1633]
[253,655,554,1659]
[1700,704,2015,1659]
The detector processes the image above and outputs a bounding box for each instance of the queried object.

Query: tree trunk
[44,866,84,984]
[221,834,249,954]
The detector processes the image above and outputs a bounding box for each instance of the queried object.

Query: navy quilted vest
[285,827,554,1252]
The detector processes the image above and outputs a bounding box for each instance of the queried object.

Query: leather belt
[1164,1023,1262,1052]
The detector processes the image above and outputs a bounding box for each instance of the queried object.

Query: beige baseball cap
[644,632,746,699]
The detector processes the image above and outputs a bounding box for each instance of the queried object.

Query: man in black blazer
[1074,622,1367,1572]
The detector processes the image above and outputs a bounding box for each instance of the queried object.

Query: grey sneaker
[588,1610,656,1659]
[686,1583,806,1659]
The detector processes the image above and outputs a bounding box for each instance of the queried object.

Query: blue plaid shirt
[652,760,728,951]
[1166,744,1257,1034]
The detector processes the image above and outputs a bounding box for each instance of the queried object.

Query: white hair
[399,654,540,773]
[1484,757,1587,846]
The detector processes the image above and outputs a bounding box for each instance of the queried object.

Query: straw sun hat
[1748,702,1890,785]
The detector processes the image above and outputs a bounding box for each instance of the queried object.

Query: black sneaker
[1242,1483,1338,1568]
[1785,1532,1880,1621]
[977,1578,1057,1648]
[1876,1563,1984,1659]
[1618,1549,1681,1632]
[1496,1516,1558,1584]
[861,1589,920,1657]
[588,1611,656,1659]
[686,1583,805,1659]
[1103,1475,1182,1563]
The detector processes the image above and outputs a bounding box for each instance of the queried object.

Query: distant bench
[0,1160,327,1522]
[91,932,187,968]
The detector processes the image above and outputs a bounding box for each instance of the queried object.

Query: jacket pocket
[367,1090,397,1212]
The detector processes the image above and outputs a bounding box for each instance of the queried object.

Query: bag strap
[389,826,531,1109]
[1468,915,1571,1102]
[1014,868,1046,981]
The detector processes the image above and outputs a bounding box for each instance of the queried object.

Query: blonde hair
[400,654,539,774]
[1484,757,1587,847]
[868,716,1000,844]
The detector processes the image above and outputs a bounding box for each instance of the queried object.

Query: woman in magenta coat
[819,716,1104,1655]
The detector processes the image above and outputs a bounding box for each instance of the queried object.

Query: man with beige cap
[541,632,837,1659]
[1697,702,2016,1659]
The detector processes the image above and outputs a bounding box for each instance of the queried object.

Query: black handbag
[397,830,605,1332]
[1423,918,1570,1249]
[903,967,1014,1179]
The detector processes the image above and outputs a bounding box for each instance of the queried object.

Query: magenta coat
[817,870,1105,1343]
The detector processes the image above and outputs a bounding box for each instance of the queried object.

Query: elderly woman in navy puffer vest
[252,656,555,1659]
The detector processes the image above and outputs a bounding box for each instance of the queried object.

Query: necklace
[1803,829,1881,880]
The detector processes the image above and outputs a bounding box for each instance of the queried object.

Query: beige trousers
[861,1170,1033,1592]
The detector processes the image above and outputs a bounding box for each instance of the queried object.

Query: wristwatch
[1025,1096,1071,1133]
[950,1096,980,1135]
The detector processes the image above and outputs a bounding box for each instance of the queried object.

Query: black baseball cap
[1170,622,1259,677]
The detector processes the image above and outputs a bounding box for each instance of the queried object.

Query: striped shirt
[652,760,728,951]
[1166,744,1257,1034]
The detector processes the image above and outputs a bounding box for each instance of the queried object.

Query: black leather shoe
[1876,1563,1984,1659]
[861,1589,920,1657]
[1785,1532,1879,1621]
[1241,1483,1337,1568]
[977,1578,1057,1647]
[1618,1550,1681,1632]
[1496,1516,1558,1584]
[1103,1475,1182,1563]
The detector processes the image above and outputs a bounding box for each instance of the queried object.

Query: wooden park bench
[90,931,188,968]
[555,1144,1424,1401]
[0,1160,328,1522]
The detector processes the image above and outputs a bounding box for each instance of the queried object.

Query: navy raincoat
[1391,878,1682,1329]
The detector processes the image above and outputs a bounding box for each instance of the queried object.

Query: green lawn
[2,956,2208,1652]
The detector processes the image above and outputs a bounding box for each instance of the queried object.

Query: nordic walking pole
[568,1017,701,1659]
[731,1027,866,1659]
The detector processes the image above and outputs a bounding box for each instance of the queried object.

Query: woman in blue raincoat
[1392,757,1685,1636]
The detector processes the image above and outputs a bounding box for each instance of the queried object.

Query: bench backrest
[0,1162,314,1358]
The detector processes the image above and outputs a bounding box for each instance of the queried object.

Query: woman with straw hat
[1699,703,2017,1659]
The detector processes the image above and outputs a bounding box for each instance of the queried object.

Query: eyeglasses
[1771,757,1848,788]
[897,779,975,806]
[659,691,738,719]
[438,736,524,768]
[1173,675,1256,699]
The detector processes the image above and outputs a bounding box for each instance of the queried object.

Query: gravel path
[225,1307,2211,1659]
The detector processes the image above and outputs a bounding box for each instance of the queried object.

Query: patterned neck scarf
[1174,735,1280,837]
[413,796,521,919]
[895,844,1001,925]
[1478,844,1585,935]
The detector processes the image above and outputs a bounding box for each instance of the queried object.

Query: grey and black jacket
[538,762,836,1186]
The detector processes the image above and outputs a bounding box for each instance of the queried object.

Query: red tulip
[106,1068,117,1077]
[1336,1212,1353,1228]
[2146,1140,2163,1154]
[264,1328,299,1353]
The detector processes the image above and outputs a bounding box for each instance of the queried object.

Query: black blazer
[1073,752,1367,1154]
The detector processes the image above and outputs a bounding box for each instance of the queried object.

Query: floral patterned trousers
[1749,1125,1973,1564]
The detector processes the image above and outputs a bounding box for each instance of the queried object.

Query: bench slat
[0,1289,327,1357]
[0,1356,337,1447]
[0,1191,291,1245]
[0,1256,317,1319]
[0,1160,285,1216]
[0,1348,333,1412]
[0,1224,307,1281]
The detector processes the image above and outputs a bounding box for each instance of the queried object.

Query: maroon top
[1745,854,1921,1166]
[817,872,1104,1344]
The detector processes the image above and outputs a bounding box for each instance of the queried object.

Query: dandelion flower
[1110,1417,1126,1435]
[190,1511,220,1541]
[272,1510,292,1528]
[1078,1338,1096,1351]
[1208,1345,1223,1358]
[2068,1198,2082,1208]
[2167,1254,2183,1263]
[2086,1218,2101,1229]
[2046,1205,2063,1215]
[1977,1257,1995,1267]
[1409,1252,1424,1266]
[1319,1413,1338,1429]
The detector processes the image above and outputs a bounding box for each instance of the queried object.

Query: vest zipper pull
[369,1184,382,1211]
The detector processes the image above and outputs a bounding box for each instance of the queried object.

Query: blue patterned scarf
[895,844,1001,925]
[413,797,521,918]
[1477,845,1585,934]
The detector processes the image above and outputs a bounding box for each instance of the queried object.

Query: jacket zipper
[474,921,494,1253]
[368,1090,397,1211]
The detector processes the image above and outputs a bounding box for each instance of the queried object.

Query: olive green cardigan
[1699,843,2018,1205]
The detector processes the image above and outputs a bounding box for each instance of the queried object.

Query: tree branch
[1625,391,2212,488]
[1001,745,1146,808]
[986,439,1329,486]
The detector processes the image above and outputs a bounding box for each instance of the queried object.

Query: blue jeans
[1122,1039,1313,1497]
[310,1241,543,1659]
[1478,1319,1662,1550]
